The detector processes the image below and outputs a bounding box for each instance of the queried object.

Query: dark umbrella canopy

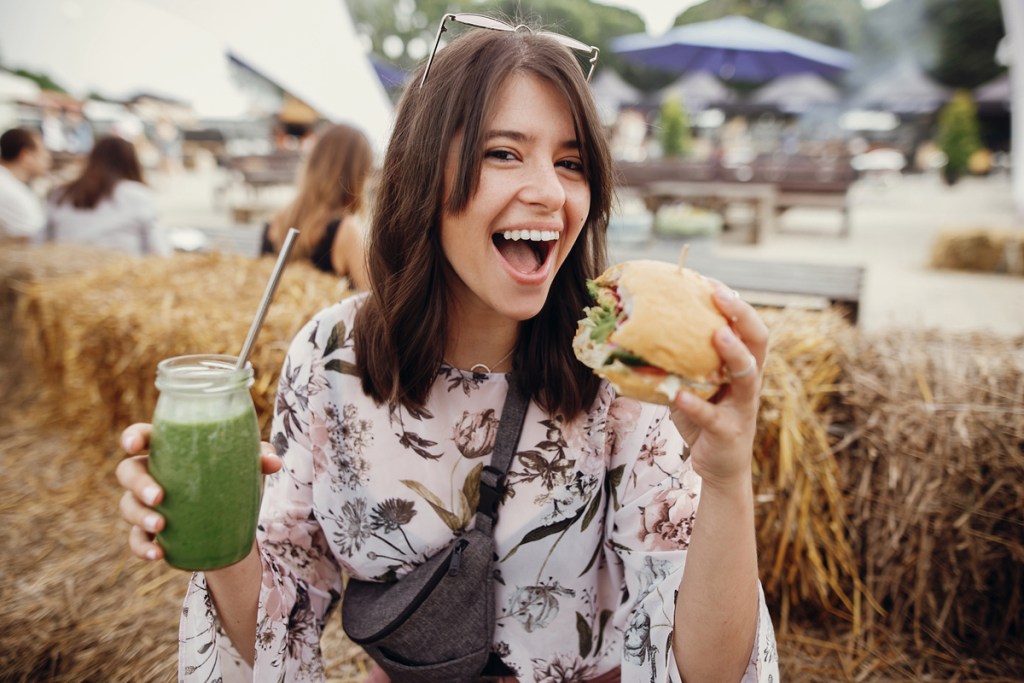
[611,16,855,82]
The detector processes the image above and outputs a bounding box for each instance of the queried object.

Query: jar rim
[156,354,254,394]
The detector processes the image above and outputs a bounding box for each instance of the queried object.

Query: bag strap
[474,377,529,534]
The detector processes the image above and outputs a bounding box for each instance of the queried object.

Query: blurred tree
[659,98,692,158]
[925,0,1005,89]
[673,0,865,52]
[344,0,453,72]
[936,90,983,185]
[12,68,66,93]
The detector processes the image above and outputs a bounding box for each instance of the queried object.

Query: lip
[491,222,563,286]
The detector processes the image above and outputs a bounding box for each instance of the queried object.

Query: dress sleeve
[605,400,779,683]
[178,315,344,682]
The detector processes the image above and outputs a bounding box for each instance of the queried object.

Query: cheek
[565,187,591,240]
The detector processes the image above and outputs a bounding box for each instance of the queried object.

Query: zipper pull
[448,539,469,577]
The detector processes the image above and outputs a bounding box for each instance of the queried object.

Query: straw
[235,227,299,370]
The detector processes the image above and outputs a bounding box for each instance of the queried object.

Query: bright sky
[597,0,893,35]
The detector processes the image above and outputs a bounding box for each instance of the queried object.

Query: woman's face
[440,73,591,326]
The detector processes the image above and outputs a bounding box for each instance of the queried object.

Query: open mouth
[492,229,559,275]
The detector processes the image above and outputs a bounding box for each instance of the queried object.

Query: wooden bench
[610,240,865,323]
[744,156,854,236]
[615,156,855,239]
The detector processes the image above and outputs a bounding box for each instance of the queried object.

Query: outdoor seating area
[216,150,303,222]
[615,155,856,242]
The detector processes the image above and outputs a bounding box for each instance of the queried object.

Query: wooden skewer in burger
[573,245,750,405]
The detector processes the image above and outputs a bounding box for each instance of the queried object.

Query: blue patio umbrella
[611,16,855,82]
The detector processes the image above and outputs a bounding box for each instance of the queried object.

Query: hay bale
[753,307,874,633]
[839,328,1024,656]
[930,228,1024,275]
[0,243,124,290]
[777,620,1024,681]
[14,248,350,443]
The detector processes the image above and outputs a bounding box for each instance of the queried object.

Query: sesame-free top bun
[595,260,728,389]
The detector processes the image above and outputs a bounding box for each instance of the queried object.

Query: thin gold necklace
[462,346,515,374]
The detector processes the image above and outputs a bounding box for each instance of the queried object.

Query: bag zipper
[448,539,467,576]
[351,538,471,643]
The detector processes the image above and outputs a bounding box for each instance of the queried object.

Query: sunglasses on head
[420,13,600,88]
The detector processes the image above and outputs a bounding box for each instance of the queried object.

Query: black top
[261,218,341,274]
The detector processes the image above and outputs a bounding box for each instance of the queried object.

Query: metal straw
[235,228,299,370]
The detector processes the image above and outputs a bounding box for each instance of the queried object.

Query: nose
[517,162,565,212]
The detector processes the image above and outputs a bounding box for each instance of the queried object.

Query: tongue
[497,239,541,274]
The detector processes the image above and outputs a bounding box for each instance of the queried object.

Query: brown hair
[354,25,613,418]
[0,128,40,162]
[266,123,374,260]
[53,136,144,209]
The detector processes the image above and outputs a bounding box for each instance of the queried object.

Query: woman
[117,15,778,682]
[46,135,158,255]
[261,123,373,289]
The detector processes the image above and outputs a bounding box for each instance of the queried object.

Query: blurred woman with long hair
[47,135,158,255]
[261,123,374,289]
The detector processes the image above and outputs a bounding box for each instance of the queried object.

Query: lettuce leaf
[584,280,619,343]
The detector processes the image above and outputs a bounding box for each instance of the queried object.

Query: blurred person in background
[40,107,67,153]
[153,117,183,174]
[261,122,373,290]
[0,128,50,242]
[64,110,95,156]
[46,135,160,255]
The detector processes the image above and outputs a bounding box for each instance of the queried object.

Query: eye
[485,149,518,162]
[557,158,584,173]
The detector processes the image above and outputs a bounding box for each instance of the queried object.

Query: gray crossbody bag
[341,379,529,682]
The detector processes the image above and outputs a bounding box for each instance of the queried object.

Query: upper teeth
[501,230,559,241]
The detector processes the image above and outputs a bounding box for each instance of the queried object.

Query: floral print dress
[178,295,779,682]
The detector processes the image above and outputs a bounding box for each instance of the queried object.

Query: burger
[573,259,729,405]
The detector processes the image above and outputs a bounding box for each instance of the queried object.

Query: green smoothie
[150,386,261,571]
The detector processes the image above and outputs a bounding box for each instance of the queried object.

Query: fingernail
[145,547,159,561]
[121,433,139,452]
[715,286,733,301]
[720,327,738,345]
[676,390,693,406]
[144,514,161,532]
[142,485,161,506]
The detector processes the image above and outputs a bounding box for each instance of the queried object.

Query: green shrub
[937,90,982,185]
[659,97,692,158]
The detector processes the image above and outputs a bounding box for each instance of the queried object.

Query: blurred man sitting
[0,128,51,242]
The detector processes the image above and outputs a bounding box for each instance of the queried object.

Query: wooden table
[643,181,779,244]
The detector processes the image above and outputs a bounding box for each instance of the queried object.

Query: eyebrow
[484,129,579,150]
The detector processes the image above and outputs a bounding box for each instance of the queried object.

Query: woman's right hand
[115,423,283,562]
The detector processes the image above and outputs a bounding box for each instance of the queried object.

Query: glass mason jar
[149,354,262,571]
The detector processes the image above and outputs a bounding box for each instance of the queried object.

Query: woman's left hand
[669,285,768,490]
